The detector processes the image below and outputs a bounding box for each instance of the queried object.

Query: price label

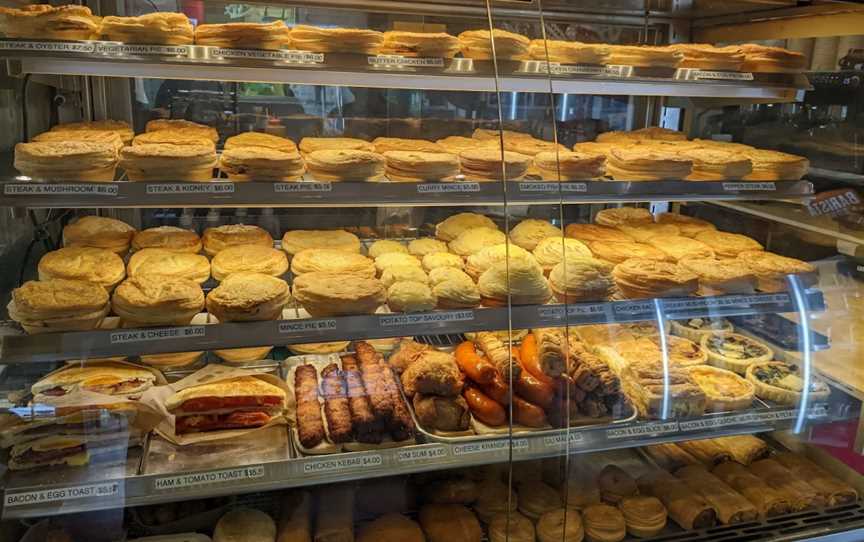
[278,319,337,333]
[6,482,119,507]
[110,326,205,344]
[663,293,790,312]
[95,43,188,56]
[722,182,776,192]
[550,63,605,75]
[517,182,588,193]
[543,432,585,448]
[452,438,528,456]
[417,183,480,193]
[694,70,754,81]
[606,421,679,439]
[679,413,765,431]
[368,55,445,67]
[153,465,264,491]
[613,300,653,316]
[3,183,118,196]
[538,304,608,319]
[396,445,448,463]
[602,65,632,77]
[0,40,95,53]
[146,183,234,194]
[302,453,382,474]
[210,48,323,63]
[379,310,474,326]
[274,182,332,193]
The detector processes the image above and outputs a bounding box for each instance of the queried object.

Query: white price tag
[153,465,264,490]
[538,306,565,319]
[679,413,763,431]
[693,70,754,81]
[275,182,332,193]
[379,310,474,326]
[452,438,528,456]
[518,182,588,193]
[542,432,584,448]
[396,445,448,463]
[146,183,234,194]
[6,482,119,507]
[613,300,653,315]
[417,183,480,193]
[550,63,605,75]
[602,65,632,77]
[210,48,323,63]
[606,421,679,439]
[722,182,776,192]
[302,453,382,474]
[95,43,188,56]
[368,55,444,67]
[110,326,205,344]
[3,183,118,196]
[538,304,608,319]
[278,319,337,333]
[0,40,95,53]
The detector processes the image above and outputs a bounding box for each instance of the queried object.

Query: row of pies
[0,5,806,73]
[9,208,816,336]
[13,121,808,183]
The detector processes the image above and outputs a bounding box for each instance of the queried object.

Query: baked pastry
[606,145,692,181]
[132,226,201,254]
[670,317,733,342]
[63,215,136,255]
[381,265,429,288]
[670,43,746,71]
[473,128,533,142]
[400,349,463,397]
[436,136,499,155]
[449,227,507,257]
[291,248,375,278]
[374,137,445,155]
[428,266,471,286]
[588,241,670,265]
[677,256,757,295]
[15,141,118,182]
[9,279,110,334]
[293,272,386,316]
[743,148,809,180]
[606,45,683,68]
[419,504,482,542]
[773,453,858,507]
[675,465,760,524]
[478,258,551,306]
[474,480,518,524]
[100,13,193,45]
[37,247,125,291]
[700,332,774,374]
[211,244,289,281]
[32,129,124,152]
[203,224,273,257]
[594,207,653,227]
[289,25,384,54]
[706,435,770,466]
[408,238,448,257]
[298,137,375,156]
[287,341,350,355]
[219,147,305,182]
[145,119,211,133]
[656,213,716,238]
[504,137,568,159]
[357,514,424,542]
[615,223,680,243]
[459,149,531,182]
[138,351,204,369]
[194,21,291,50]
[210,346,273,364]
[368,240,407,259]
[645,235,715,261]
[383,151,459,182]
[517,480,561,520]
[694,231,762,259]
[636,471,716,530]
[534,150,606,181]
[737,250,817,292]
[712,461,792,518]
[433,273,481,309]
[619,496,667,538]
[126,248,211,284]
[599,465,638,505]
[206,272,289,322]
[597,127,688,143]
[0,4,99,40]
[677,146,753,181]
[749,458,826,511]
[582,504,626,542]
[387,281,436,313]
[132,128,217,147]
[224,132,296,153]
[378,31,461,58]
[566,224,634,244]
[529,39,610,64]
[458,29,530,61]
[112,275,204,326]
[573,141,617,158]
[739,43,807,73]
[687,365,755,411]
[537,509,584,542]
[120,144,217,182]
[281,229,360,257]
[465,243,536,280]
[436,213,497,242]
[509,219,562,252]
[488,512,535,542]
[746,361,830,405]
[374,252,422,275]
[422,252,464,272]
[612,258,698,298]
[549,257,615,302]
[49,120,133,146]
[305,149,386,181]
[532,236,592,273]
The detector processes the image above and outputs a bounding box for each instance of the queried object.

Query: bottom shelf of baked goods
[14,434,864,542]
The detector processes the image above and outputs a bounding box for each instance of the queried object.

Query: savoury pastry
[287,341,350,355]
[374,252,422,275]
[132,128,217,147]
[566,224,634,244]
[127,248,211,284]
[700,332,774,374]
[132,226,201,254]
[203,224,273,257]
[49,120,134,146]
[694,231,763,259]
[478,258,550,306]
[0,4,100,40]
[436,135,499,155]
[212,346,274,364]
[224,132,297,153]
[145,119,211,133]
[746,361,830,405]
[138,351,204,369]
[606,45,683,68]
[679,147,753,181]
[708,435,770,466]
[449,227,507,257]
[14,141,118,182]
[211,244,289,281]
[739,43,807,73]
[473,128,533,142]
[612,258,698,299]
[656,213,717,238]
[615,223,680,243]
[532,236,592,273]
[670,317,733,342]
[367,240,407,259]
[465,243,537,280]
[378,31,460,58]
[219,147,305,182]
[100,13,194,45]
[687,365,756,411]
[9,279,110,334]
[290,25,384,54]
[32,130,124,152]
[675,465,759,525]
[773,453,858,507]
[504,137,567,159]
[112,275,204,326]
[408,238,449,257]
[436,213,498,242]
[646,235,715,262]
[711,462,792,518]
[387,281,436,313]
[534,150,606,181]
[120,143,217,182]
[529,39,610,64]
[194,21,291,50]
[458,29,530,61]
[281,229,360,257]
[582,504,627,542]
[298,137,375,156]
[63,215,136,255]
[595,207,653,227]
[459,149,531,182]
[293,272,386,316]
[537,509,584,542]
[381,265,429,288]
[383,151,459,182]
[37,247,125,291]
[509,219,562,252]
[488,512,534,542]
[205,272,290,322]
[677,256,757,295]
[618,496,667,538]
[518,481,562,520]
[737,250,817,292]
[549,257,615,302]
[599,465,638,505]
[291,249,375,277]
[422,252,464,272]
[433,273,481,309]
[670,43,746,71]
[374,137,445,155]
[305,149,386,182]
[598,127,688,143]
[588,241,670,265]
[606,145,692,181]
[743,148,809,180]
[474,480,518,524]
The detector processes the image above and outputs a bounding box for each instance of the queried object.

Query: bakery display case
[0,0,863,541]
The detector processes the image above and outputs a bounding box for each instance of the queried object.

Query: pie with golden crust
[694,231,763,258]
[588,241,670,265]
[688,365,755,412]
[565,224,634,244]
[678,256,757,295]
[595,207,653,227]
[292,272,386,316]
[645,235,715,262]
[746,361,830,405]
[655,213,717,238]
[612,258,698,299]
[700,332,773,375]
[737,250,817,292]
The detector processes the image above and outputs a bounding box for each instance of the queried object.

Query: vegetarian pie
[700,332,773,374]
[670,317,733,342]
[687,365,755,411]
[746,361,830,405]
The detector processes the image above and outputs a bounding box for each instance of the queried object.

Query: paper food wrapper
[141,363,294,446]
[34,359,169,390]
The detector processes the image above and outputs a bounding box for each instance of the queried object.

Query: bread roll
[419,504,482,542]
[214,508,277,542]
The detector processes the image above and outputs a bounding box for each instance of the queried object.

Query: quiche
[688,365,755,411]
[670,317,733,342]
[746,361,830,405]
[700,332,773,374]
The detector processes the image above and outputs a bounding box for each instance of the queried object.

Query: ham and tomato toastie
[31,363,157,401]
[165,376,286,434]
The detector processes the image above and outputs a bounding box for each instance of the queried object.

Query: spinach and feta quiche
[746,361,830,405]
[699,332,773,374]
[670,317,732,342]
